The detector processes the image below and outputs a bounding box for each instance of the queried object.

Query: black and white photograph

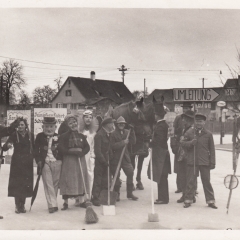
[0,0,240,238]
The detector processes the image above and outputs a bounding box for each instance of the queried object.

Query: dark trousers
[178,160,187,193]
[185,165,215,204]
[157,160,169,203]
[111,160,134,192]
[131,155,145,182]
[15,197,26,206]
[176,173,182,191]
[92,163,108,200]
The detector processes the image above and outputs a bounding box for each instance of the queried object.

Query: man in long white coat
[76,110,96,207]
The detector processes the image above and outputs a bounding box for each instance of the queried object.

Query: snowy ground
[0,139,239,230]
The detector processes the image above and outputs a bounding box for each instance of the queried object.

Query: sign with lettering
[173,88,219,102]
[34,108,67,136]
[7,110,31,128]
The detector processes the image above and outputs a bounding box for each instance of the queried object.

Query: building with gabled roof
[51,73,134,116]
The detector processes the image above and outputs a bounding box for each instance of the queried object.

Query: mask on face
[42,124,57,136]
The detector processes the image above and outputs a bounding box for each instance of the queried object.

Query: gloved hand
[191,139,197,146]
[210,164,215,170]
[103,161,109,167]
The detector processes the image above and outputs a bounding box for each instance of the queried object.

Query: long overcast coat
[147,120,171,184]
[3,131,34,198]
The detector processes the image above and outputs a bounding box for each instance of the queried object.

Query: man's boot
[127,184,138,201]
[136,181,144,190]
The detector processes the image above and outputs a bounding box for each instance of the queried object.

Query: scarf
[68,131,82,148]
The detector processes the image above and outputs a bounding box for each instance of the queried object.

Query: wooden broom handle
[110,129,131,191]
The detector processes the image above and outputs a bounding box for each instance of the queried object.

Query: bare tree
[54,74,63,91]
[0,59,26,106]
[32,85,57,106]
[18,90,31,109]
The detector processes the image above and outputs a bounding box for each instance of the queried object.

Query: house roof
[51,77,134,104]
[147,89,173,103]
[224,78,240,88]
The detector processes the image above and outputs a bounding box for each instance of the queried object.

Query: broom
[78,157,99,224]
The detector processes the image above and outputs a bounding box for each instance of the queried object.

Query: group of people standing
[1,109,139,214]
[172,103,217,209]
[0,101,218,216]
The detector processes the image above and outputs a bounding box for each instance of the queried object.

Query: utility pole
[144,78,146,99]
[201,78,207,88]
[118,65,128,83]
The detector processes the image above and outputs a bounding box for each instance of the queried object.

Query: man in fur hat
[91,117,115,206]
[34,117,62,213]
[181,113,217,209]
[111,116,138,201]
[148,103,171,204]
[173,102,193,193]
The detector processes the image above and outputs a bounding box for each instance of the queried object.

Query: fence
[205,120,233,134]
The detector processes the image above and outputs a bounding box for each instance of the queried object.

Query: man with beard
[111,116,138,201]
[91,117,115,206]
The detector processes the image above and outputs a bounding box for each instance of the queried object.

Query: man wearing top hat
[180,113,217,209]
[91,117,115,206]
[172,102,193,193]
[110,116,138,201]
[34,117,62,213]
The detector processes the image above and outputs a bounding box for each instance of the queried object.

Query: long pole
[144,78,146,99]
[193,102,196,175]
[150,149,154,214]
[220,107,223,145]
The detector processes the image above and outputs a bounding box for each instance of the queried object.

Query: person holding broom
[148,103,171,204]
[91,117,115,206]
[75,109,96,208]
[110,116,138,201]
[58,114,90,210]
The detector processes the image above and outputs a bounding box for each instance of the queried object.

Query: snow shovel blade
[99,190,118,205]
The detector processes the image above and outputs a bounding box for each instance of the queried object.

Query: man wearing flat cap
[172,102,193,194]
[91,117,115,206]
[176,110,196,204]
[111,116,138,201]
[180,113,217,209]
[34,117,62,213]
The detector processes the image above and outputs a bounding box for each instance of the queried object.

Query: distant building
[51,72,134,116]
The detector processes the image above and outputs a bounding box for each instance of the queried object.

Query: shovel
[100,129,131,205]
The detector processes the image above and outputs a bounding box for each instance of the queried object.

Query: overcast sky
[1,7,240,96]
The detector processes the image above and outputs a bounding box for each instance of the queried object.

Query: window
[67,103,71,109]
[56,103,63,108]
[63,104,67,108]
[66,90,72,96]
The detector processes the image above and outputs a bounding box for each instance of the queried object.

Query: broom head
[85,203,99,224]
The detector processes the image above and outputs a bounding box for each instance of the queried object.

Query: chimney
[90,71,96,81]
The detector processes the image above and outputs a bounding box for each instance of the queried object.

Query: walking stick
[225,115,239,214]
[148,148,159,222]
[110,129,131,191]
[0,147,4,219]
[193,102,196,175]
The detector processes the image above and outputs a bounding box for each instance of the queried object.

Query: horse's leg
[136,155,144,190]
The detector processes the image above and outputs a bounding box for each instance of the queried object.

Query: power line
[0,55,116,69]
[129,69,222,72]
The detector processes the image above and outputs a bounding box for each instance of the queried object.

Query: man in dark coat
[181,113,217,209]
[0,118,21,219]
[176,110,195,204]
[173,102,193,193]
[91,117,115,206]
[34,117,62,213]
[111,116,138,201]
[148,104,171,204]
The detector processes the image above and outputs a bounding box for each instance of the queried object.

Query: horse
[105,96,164,190]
